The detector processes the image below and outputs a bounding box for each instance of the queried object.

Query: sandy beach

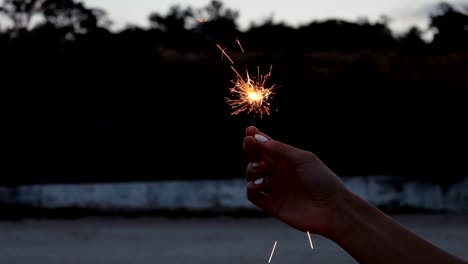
[1,214,467,264]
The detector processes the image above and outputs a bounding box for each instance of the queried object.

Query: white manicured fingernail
[254,134,268,143]
[254,178,264,185]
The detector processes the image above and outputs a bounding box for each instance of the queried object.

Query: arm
[326,190,466,264]
[243,126,467,264]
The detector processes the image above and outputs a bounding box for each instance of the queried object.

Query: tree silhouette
[194,0,239,44]
[148,5,195,49]
[40,0,108,34]
[295,19,395,51]
[149,5,193,33]
[0,0,42,31]
[430,2,468,48]
[399,27,426,48]
[0,0,109,38]
[245,19,296,51]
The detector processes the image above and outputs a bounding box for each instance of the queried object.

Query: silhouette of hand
[244,126,348,234]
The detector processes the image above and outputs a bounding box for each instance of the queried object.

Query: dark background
[2,0,468,185]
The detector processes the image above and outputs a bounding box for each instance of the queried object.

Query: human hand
[243,126,349,235]
[244,126,468,264]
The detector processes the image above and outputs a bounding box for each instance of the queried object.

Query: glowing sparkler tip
[225,66,275,117]
[216,39,276,118]
[247,91,262,102]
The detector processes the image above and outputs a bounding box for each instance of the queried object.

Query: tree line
[1,1,468,49]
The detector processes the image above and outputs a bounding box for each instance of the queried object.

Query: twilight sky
[84,0,464,34]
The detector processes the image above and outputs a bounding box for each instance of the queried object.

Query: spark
[235,38,245,53]
[216,41,275,118]
[268,241,278,263]
[216,44,234,64]
[307,231,314,249]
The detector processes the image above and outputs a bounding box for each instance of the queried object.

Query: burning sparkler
[215,38,320,262]
[216,41,276,118]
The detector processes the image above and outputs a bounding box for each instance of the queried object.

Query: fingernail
[254,134,268,143]
[254,178,264,185]
[251,162,259,169]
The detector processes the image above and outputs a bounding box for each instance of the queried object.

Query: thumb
[254,134,307,164]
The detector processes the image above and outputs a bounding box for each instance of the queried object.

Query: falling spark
[216,44,234,64]
[307,231,314,249]
[235,38,245,53]
[268,241,278,263]
[216,41,275,118]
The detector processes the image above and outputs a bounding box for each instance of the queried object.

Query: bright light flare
[226,65,275,117]
[248,90,261,101]
[216,42,275,118]
[268,241,278,263]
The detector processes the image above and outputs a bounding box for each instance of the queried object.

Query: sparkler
[216,40,324,263]
[216,40,280,262]
[268,241,278,263]
[216,41,276,119]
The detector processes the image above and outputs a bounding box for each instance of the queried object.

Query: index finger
[243,135,260,162]
[245,126,273,140]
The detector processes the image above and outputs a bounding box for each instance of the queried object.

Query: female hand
[244,126,348,234]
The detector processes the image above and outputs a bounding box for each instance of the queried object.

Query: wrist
[322,189,365,241]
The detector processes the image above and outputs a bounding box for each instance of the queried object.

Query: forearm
[324,190,467,264]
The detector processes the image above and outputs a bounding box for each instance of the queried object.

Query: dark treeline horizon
[1,0,468,185]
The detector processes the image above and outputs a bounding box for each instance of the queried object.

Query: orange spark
[235,38,245,53]
[216,44,234,64]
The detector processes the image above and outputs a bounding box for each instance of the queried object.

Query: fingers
[245,161,269,182]
[244,126,273,162]
[245,159,273,211]
[254,133,310,165]
[245,126,257,137]
[246,126,303,162]
[246,179,270,210]
[246,126,272,140]
[243,136,260,162]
